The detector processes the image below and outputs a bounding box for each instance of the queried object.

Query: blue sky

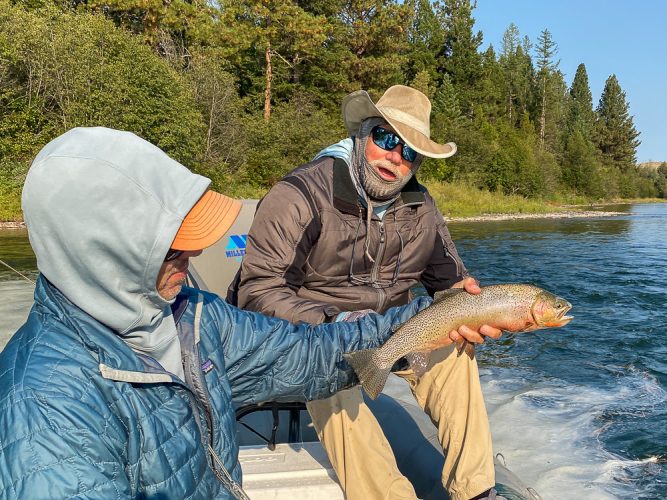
[473,0,664,163]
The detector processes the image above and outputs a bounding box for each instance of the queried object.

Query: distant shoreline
[0,209,627,229]
[0,221,25,230]
[446,210,625,222]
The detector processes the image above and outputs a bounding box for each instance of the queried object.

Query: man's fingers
[451,277,481,293]
[450,324,502,344]
[455,325,485,344]
[463,279,481,295]
[480,325,503,339]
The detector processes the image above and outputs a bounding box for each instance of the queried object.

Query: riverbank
[0,209,628,229]
[447,209,625,222]
[3,178,664,227]
[0,221,25,229]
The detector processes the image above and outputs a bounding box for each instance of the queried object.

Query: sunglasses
[371,126,418,163]
[164,249,184,262]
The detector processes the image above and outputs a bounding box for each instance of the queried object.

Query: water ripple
[455,203,667,498]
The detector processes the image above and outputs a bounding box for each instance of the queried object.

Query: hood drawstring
[350,118,400,263]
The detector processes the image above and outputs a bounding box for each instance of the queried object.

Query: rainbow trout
[344,284,573,399]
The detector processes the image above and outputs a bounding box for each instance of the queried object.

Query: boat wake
[482,364,665,499]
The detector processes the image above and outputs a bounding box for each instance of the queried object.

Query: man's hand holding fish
[448,277,505,346]
[346,283,573,399]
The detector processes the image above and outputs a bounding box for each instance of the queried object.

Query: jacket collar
[34,275,188,384]
[331,158,426,215]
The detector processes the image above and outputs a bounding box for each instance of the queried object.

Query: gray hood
[22,127,210,377]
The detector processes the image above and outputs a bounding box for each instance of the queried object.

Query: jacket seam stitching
[142,446,201,490]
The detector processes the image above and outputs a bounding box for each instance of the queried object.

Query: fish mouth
[554,315,574,326]
[551,301,574,326]
[534,296,574,328]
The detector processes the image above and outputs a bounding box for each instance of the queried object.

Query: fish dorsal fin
[433,288,465,303]
[406,350,431,377]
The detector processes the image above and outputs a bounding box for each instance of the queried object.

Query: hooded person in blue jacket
[0,127,429,499]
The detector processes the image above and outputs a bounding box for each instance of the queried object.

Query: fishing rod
[0,258,35,285]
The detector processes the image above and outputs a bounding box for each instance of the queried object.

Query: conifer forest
[1,0,665,220]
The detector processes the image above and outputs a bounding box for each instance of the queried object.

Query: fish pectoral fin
[433,288,466,303]
[406,350,431,377]
[456,340,476,360]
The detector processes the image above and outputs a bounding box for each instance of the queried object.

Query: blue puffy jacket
[0,277,428,498]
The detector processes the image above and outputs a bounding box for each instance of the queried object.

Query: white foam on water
[481,365,665,499]
[0,280,34,351]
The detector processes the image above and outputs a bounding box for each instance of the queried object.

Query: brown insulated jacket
[229,156,468,324]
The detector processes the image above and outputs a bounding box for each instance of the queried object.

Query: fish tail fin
[344,349,391,400]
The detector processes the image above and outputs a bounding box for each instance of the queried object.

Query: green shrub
[0,1,205,174]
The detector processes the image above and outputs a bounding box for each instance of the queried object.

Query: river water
[1,203,665,498]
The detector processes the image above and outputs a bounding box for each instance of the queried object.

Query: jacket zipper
[443,244,464,277]
[178,384,248,500]
[185,343,249,500]
[372,221,387,311]
[370,221,385,283]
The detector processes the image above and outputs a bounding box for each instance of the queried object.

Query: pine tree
[498,24,534,127]
[595,74,641,171]
[337,0,412,94]
[217,0,329,120]
[514,42,536,125]
[565,63,595,139]
[562,129,603,198]
[534,28,559,148]
[561,63,601,196]
[438,0,483,117]
[499,23,520,124]
[479,45,504,121]
[420,73,463,180]
[405,0,447,82]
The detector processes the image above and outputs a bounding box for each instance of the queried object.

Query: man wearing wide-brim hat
[230,85,503,500]
[1,127,432,498]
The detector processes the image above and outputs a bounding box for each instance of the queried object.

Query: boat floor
[238,375,540,500]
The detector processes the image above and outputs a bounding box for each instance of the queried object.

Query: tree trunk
[508,92,513,124]
[539,73,546,148]
[264,41,272,121]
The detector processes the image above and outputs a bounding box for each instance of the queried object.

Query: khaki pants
[307,346,494,500]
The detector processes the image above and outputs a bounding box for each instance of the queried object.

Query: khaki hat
[171,190,242,251]
[341,85,457,159]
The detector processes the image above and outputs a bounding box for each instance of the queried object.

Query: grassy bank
[1,179,663,223]
[0,189,21,222]
[423,181,569,218]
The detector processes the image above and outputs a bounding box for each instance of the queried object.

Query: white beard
[360,158,414,201]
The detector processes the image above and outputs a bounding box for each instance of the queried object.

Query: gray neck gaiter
[351,118,423,202]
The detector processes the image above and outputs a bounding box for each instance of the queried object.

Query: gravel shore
[446,210,625,222]
[0,210,625,229]
[0,221,26,229]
